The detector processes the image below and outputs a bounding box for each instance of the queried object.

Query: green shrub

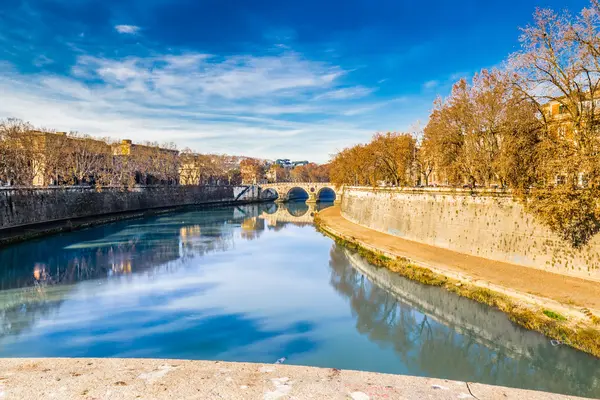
[543,310,567,321]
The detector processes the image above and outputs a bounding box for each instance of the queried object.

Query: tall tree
[369,132,417,186]
[509,1,600,246]
[423,70,541,188]
[240,158,265,184]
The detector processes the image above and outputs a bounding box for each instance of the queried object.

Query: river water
[0,202,599,397]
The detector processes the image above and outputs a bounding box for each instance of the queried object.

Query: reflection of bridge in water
[258,202,333,227]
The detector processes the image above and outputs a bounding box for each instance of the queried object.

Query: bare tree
[0,119,43,186]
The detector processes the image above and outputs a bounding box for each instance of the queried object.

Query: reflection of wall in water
[328,245,600,396]
[342,248,544,358]
[0,210,246,340]
[0,209,249,290]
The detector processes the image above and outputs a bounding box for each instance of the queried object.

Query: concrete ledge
[0,358,589,399]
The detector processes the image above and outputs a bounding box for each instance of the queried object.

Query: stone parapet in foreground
[0,358,589,399]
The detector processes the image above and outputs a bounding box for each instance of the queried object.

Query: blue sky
[0,0,589,162]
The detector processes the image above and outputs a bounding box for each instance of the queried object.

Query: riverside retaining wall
[341,187,600,281]
[0,185,271,230]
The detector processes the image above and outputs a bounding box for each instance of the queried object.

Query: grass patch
[315,216,600,358]
[543,310,567,321]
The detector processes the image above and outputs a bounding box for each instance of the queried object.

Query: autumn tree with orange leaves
[329,132,417,187]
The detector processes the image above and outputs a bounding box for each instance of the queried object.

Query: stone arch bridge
[260,182,342,203]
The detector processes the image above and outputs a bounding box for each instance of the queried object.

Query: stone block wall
[341,187,600,281]
[0,185,271,230]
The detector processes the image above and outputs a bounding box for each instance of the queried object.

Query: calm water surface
[0,202,599,397]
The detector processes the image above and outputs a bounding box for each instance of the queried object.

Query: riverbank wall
[0,185,272,244]
[341,187,600,281]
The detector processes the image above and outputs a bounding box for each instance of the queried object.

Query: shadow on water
[0,202,598,398]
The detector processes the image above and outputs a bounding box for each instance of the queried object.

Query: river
[0,202,598,398]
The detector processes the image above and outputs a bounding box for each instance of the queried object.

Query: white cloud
[33,55,53,67]
[70,52,347,101]
[115,25,141,34]
[0,51,407,162]
[423,80,439,90]
[315,87,374,100]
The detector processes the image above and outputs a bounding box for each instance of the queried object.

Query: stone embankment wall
[0,185,272,230]
[341,187,600,281]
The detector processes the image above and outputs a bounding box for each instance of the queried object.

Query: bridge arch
[286,187,310,202]
[259,182,342,204]
[316,187,336,202]
[262,188,279,200]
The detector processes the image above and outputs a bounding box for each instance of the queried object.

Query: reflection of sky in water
[0,203,599,397]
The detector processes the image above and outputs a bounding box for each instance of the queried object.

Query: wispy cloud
[0,50,402,161]
[115,25,141,34]
[422,80,439,90]
[33,55,53,67]
[315,87,374,100]
[70,52,348,101]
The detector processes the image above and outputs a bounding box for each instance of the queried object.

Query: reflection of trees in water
[0,229,181,290]
[0,205,275,341]
[328,245,600,397]
[240,217,266,241]
[0,200,298,338]
[0,204,275,292]
[179,222,235,257]
[0,290,64,338]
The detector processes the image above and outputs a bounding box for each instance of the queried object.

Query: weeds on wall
[523,188,600,249]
